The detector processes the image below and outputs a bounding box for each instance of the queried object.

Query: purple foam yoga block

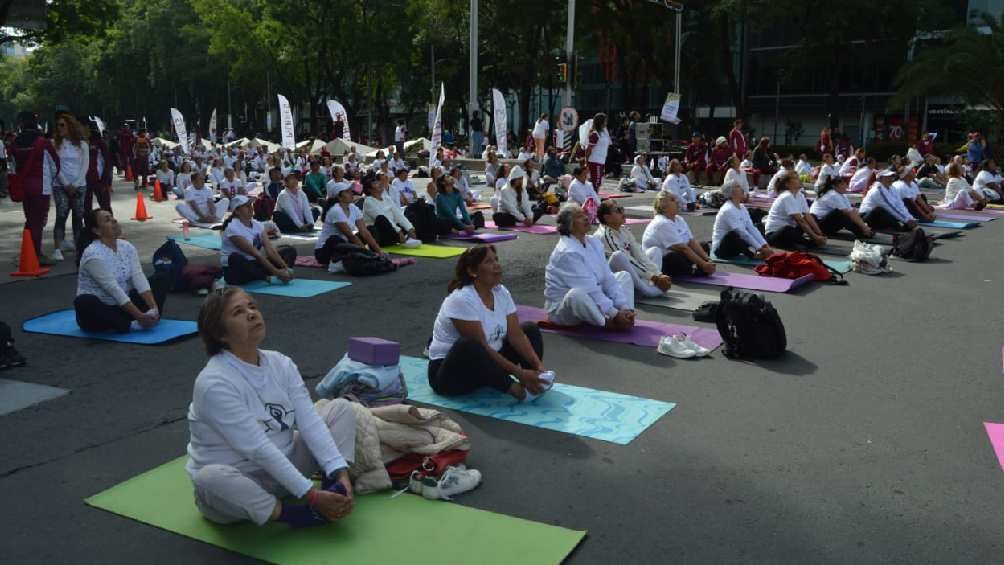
[348,337,400,366]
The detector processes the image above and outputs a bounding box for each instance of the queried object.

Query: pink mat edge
[984,422,1004,471]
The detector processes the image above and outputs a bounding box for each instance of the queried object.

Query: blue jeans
[472,131,483,155]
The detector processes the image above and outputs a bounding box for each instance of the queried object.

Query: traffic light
[557,63,568,83]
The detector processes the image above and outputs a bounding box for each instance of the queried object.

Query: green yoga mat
[85,457,585,565]
[384,244,466,258]
[710,252,852,274]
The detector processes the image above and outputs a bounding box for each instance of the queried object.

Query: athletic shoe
[679,335,711,357]
[196,288,209,296]
[37,253,56,266]
[657,334,697,359]
[50,249,64,262]
[328,261,346,274]
[403,238,421,249]
[523,370,556,402]
[420,466,482,500]
[60,240,75,253]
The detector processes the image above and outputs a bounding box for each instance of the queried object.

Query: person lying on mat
[711,181,774,260]
[943,162,987,210]
[545,203,635,330]
[642,191,716,277]
[222,195,297,286]
[427,245,546,400]
[893,166,936,223]
[176,172,228,224]
[435,174,477,234]
[73,209,169,333]
[187,288,356,527]
[860,169,918,232]
[361,174,418,247]
[763,171,828,249]
[494,165,543,228]
[661,159,697,209]
[594,200,672,298]
[273,172,320,234]
[316,183,384,270]
[809,176,873,239]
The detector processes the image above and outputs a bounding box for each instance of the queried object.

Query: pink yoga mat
[515,304,721,350]
[443,232,518,243]
[675,271,814,293]
[984,422,1004,471]
[293,256,416,268]
[623,218,650,225]
[483,220,559,234]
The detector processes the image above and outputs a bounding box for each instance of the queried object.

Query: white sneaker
[680,335,711,357]
[328,261,346,274]
[212,278,226,291]
[60,240,75,253]
[403,238,422,249]
[523,370,556,402]
[420,466,482,500]
[50,249,64,262]
[657,334,697,359]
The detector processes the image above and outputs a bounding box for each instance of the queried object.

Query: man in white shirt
[860,169,918,231]
[893,167,935,222]
[394,119,407,156]
[176,172,228,224]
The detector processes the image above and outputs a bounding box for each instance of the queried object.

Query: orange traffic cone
[11,229,50,277]
[132,192,153,221]
[153,179,166,202]
[125,163,134,182]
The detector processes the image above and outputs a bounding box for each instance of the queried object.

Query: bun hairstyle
[447,245,497,292]
[818,174,847,197]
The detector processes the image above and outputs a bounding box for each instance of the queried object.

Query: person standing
[11,111,59,265]
[728,118,747,159]
[532,114,550,159]
[117,124,134,177]
[50,114,89,262]
[132,130,152,190]
[469,111,484,156]
[85,118,113,213]
[394,119,407,157]
[584,113,611,191]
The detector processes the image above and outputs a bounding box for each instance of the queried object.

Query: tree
[0,0,119,47]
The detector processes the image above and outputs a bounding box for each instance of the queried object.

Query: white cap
[509,165,526,181]
[877,169,897,179]
[329,182,352,196]
[715,136,727,146]
[231,194,252,209]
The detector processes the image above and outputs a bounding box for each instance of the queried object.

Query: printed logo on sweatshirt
[263,403,292,432]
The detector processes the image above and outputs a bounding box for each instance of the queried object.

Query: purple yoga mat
[483,220,559,234]
[443,232,519,243]
[515,305,722,350]
[675,271,815,293]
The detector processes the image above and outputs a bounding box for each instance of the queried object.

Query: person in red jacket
[11,111,60,264]
[132,130,152,190]
[84,117,113,212]
[117,124,134,177]
[817,127,833,158]
[918,133,935,157]
[684,133,708,185]
[728,118,747,159]
[708,136,732,185]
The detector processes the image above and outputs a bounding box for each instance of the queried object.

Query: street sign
[559,107,578,132]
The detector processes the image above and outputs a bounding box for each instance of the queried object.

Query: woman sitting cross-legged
[763,170,828,249]
[221,195,297,285]
[711,180,774,260]
[544,203,635,330]
[187,288,357,527]
[273,172,320,234]
[942,161,987,210]
[73,209,169,333]
[661,159,697,209]
[859,169,919,232]
[642,191,716,277]
[594,200,672,298]
[493,165,544,227]
[435,174,479,234]
[893,166,936,223]
[361,173,419,247]
[808,175,874,239]
[315,183,385,272]
[427,245,546,400]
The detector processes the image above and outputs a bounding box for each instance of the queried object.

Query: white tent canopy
[297,139,327,155]
[323,138,380,160]
[225,137,249,148]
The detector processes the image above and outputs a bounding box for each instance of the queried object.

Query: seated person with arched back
[763,170,827,249]
[859,169,918,232]
[273,172,320,233]
[711,181,774,260]
[315,183,384,271]
[74,209,169,333]
[221,195,297,285]
[544,203,635,330]
[494,166,543,227]
[943,161,986,210]
[187,288,357,528]
[435,174,478,234]
[427,245,546,400]
[177,172,229,224]
[893,166,936,222]
[642,191,716,277]
[361,173,418,247]
[808,176,873,239]
[594,200,672,298]
[661,159,697,209]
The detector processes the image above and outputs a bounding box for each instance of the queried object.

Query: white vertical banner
[430,83,445,168]
[208,108,217,144]
[326,100,352,142]
[170,108,189,154]
[492,88,508,157]
[277,94,295,150]
[660,92,681,124]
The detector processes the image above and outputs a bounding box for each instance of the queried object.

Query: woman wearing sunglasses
[594,200,671,297]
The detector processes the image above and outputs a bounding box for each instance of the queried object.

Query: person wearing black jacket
[84,117,113,212]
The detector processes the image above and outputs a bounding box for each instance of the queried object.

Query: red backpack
[755,251,836,282]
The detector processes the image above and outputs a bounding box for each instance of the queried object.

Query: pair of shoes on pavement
[657,333,711,359]
[409,465,482,500]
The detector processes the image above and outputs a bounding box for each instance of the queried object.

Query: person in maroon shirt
[84,117,113,212]
[918,133,934,157]
[728,118,747,159]
[817,127,833,158]
[684,133,708,185]
[117,125,134,177]
[708,137,732,185]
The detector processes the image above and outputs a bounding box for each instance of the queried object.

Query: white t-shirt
[809,189,852,219]
[588,130,611,165]
[317,204,361,249]
[569,178,599,208]
[893,179,920,200]
[395,125,407,142]
[641,214,694,252]
[661,174,695,203]
[221,219,265,267]
[532,119,550,139]
[764,191,809,233]
[184,186,215,207]
[428,285,517,361]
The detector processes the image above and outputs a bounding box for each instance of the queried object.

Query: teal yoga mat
[921,219,978,230]
[240,279,351,298]
[710,252,852,274]
[168,233,222,250]
[22,309,197,344]
[401,356,675,445]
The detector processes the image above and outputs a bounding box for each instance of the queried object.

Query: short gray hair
[556,203,581,236]
[720,180,743,199]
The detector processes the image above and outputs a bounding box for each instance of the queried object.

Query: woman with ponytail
[809,175,873,238]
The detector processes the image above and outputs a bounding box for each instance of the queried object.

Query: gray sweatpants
[190,398,357,526]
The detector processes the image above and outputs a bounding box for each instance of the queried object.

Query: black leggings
[368,215,403,247]
[223,246,297,285]
[314,234,356,264]
[863,207,907,231]
[713,230,754,259]
[813,211,868,238]
[74,273,170,333]
[903,198,930,220]
[272,209,320,233]
[428,322,544,395]
[766,225,810,249]
[661,241,711,276]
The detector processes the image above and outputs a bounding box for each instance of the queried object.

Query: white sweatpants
[546,271,635,327]
[190,398,356,526]
[176,198,229,223]
[608,250,664,298]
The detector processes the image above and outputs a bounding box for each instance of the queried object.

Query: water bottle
[182,220,191,240]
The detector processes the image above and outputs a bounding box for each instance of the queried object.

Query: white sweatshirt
[362,191,413,231]
[544,235,629,318]
[276,188,315,228]
[497,183,534,222]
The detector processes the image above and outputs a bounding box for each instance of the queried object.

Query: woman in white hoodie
[629,154,659,191]
[493,166,543,227]
[361,173,419,247]
[51,114,90,261]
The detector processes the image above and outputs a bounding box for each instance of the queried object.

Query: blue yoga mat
[400,356,675,445]
[240,278,350,298]
[921,219,978,230]
[168,233,221,250]
[22,309,197,344]
[710,252,852,274]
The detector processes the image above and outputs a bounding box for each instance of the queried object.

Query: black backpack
[891,228,931,262]
[152,239,187,292]
[342,248,397,276]
[715,287,786,359]
[404,201,439,243]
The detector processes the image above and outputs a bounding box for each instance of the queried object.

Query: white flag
[492,88,508,157]
[660,92,681,124]
[90,115,106,136]
[277,94,296,150]
[578,118,593,149]
[326,100,352,142]
[170,108,189,153]
[430,83,445,168]
[208,108,217,144]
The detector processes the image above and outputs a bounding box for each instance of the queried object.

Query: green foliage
[0,0,120,46]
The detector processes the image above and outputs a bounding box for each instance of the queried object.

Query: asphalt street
[1,177,1002,564]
